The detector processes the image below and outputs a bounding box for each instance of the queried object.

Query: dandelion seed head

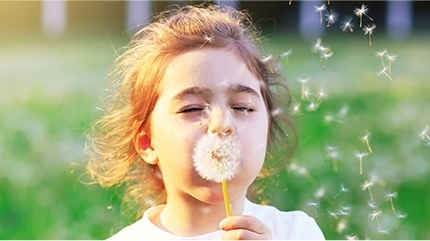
[325,145,338,159]
[396,211,408,219]
[321,51,333,60]
[418,125,429,140]
[375,49,387,58]
[306,200,320,208]
[354,4,369,17]
[314,4,326,12]
[327,209,338,219]
[292,103,301,115]
[386,54,397,63]
[355,151,368,160]
[339,183,349,193]
[384,191,398,200]
[340,205,352,213]
[360,130,371,142]
[369,209,382,220]
[298,77,309,84]
[317,88,328,99]
[346,234,358,240]
[192,133,240,183]
[368,200,378,209]
[341,16,354,32]
[363,23,376,35]
[378,229,389,235]
[325,9,338,26]
[280,49,293,58]
[307,101,319,111]
[261,54,273,63]
[361,179,374,190]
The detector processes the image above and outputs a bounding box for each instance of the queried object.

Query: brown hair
[85,4,297,219]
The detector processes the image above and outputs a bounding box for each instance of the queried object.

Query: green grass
[0,32,429,239]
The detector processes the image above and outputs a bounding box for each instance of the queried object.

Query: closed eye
[178,105,206,114]
[231,105,255,113]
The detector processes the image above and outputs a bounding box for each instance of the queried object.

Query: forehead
[160,47,263,98]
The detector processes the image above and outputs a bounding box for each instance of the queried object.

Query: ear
[135,132,158,165]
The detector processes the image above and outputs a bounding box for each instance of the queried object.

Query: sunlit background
[1,0,429,239]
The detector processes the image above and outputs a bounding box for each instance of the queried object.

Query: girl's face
[145,47,269,206]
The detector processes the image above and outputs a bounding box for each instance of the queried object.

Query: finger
[222,228,267,240]
[219,215,268,234]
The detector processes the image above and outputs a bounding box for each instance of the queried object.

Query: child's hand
[219,215,272,240]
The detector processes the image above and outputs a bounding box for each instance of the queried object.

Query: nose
[207,107,235,136]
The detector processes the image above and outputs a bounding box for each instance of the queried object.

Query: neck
[156,191,246,237]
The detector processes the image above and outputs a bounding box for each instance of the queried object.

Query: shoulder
[244,199,325,240]
[106,205,164,240]
[106,218,146,241]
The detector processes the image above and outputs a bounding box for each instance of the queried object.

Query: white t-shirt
[107,199,325,240]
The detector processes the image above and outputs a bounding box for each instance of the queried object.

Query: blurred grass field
[0,31,429,239]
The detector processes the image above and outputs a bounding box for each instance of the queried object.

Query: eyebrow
[227,84,260,99]
[172,86,211,102]
[171,84,260,102]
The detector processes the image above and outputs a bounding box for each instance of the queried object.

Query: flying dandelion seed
[314,4,327,24]
[346,234,359,240]
[261,54,273,63]
[354,4,374,28]
[193,133,240,216]
[200,33,214,48]
[333,183,349,199]
[378,66,394,82]
[378,229,389,236]
[280,49,293,65]
[418,125,430,141]
[312,38,333,66]
[385,53,397,74]
[384,191,398,212]
[317,88,329,101]
[292,103,301,115]
[355,151,369,175]
[338,205,352,217]
[368,209,383,230]
[327,209,338,219]
[298,78,309,100]
[360,130,373,154]
[325,9,338,27]
[375,49,387,66]
[340,16,354,32]
[363,23,376,46]
[367,200,378,209]
[362,179,375,202]
[306,200,320,220]
[325,145,339,173]
[307,101,319,111]
[394,211,408,231]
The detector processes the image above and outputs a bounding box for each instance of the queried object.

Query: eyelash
[178,106,205,113]
[231,105,255,113]
[179,105,255,114]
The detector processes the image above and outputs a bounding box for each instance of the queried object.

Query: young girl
[86,4,324,240]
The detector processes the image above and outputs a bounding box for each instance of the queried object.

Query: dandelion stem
[365,139,373,154]
[222,179,232,217]
[313,206,319,220]
[359,159,363,175]
[390,198,396,212]
[368,187,374,202]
